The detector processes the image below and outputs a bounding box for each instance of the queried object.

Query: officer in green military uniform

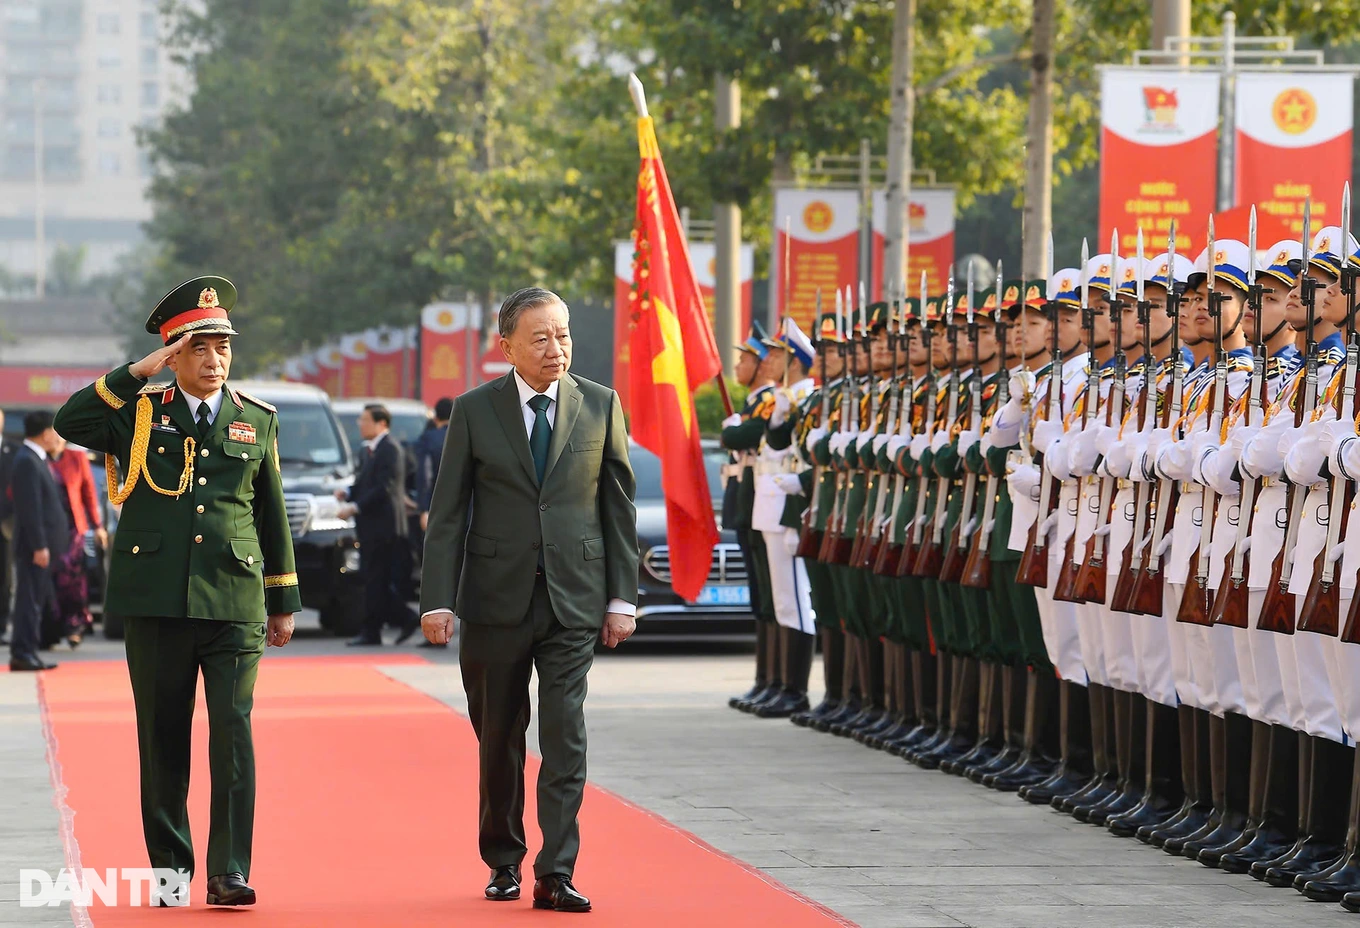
[54,276,300,908]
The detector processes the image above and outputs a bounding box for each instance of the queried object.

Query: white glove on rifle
[1203,443,1242,497]
[872,434,890,454]
[1007,463,1041,499]
[1154,437,1194,482]
[721,413,742,429]
[1284,421,1328,486]
[957,428,980,458]
[1066,425,1104,476]
[829,431,853,456]
[1335,434,1360,481]
[887,435,910,461]
[910,433,930,459]
[930,429,950,453]
[1237,418,1290,480]
[805,426,828,456]
[1008,369,1037,399]
[1048,439,1076,481]
[1032,418,1065,457]
[770,390,792,427]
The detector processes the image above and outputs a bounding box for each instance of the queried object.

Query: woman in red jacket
[49,437,105,647]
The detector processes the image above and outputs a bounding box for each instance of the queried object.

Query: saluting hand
[266,613,295,647]
[129,339,183,380]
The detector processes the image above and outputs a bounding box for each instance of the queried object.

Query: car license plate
[695,584,749,606]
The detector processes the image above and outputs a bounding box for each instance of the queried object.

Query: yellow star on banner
[651,295,692,437]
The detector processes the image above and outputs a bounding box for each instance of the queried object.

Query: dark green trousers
[893,576,932,651]
[124,616,264,880]
[994,564,1051,670]
[805,559,839,630]
[459,574,597,879]
[747,530,777,623]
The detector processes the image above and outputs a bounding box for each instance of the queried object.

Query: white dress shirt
[425,371,635,619]
[180,386,225,425]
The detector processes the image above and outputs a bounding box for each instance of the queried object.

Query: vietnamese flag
[627,91,722,603]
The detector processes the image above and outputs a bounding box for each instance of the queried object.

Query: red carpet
[39,656,853,927]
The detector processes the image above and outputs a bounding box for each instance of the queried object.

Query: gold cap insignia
[198,288,220,309]
[1004,286,1019,301]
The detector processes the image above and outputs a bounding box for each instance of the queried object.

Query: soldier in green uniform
[54,277,300,908]
[723,322,783,711]
[776,312,848,727]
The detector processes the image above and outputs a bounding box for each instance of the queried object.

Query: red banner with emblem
[1235,72,1354,238]
[338,332,372,397]
[1099,68,1220,256]
[0,366,112,407]
[771,188,862,335]
[613,241,751,415]
[365,327,407,398]
[871,187,955,296]
[314,344,344,397]
[419,303,478,402]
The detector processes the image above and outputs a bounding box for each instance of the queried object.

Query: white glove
[1318,417,1358,462]
[1066,426,1103,475]
[1048,440,1075,480]
[1187,430,1219,486]
[773,473,804,495]
[988,420,1023,449]
[1007,463,1041,499]
[930,429,950,452]
[806,426,828,455]
[1203,443,1242,496]
[721,413,742,429]
[910,433,929,459]
[1238,419,1290,480]
[957,428,980,458]
[1154,439,1192,481]
[992,395,1026,432]
[783,527,801,556]
[1009,369,1037,399]
[887,435,910,461]
[872,434,890,455]
[1032,419,1065,457]
[857,430,876,450]
[829,431,852,456]
[1104,430,1144,480]
[770,390,791,427]
[1284,424,1328,486]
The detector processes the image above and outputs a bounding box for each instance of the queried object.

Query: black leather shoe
[728,681,766,710]
[346,635,382,647]
[205,873,256,906]
[8,656,55,671]
[485,865,521,901]
[754,690,810,719]
[533,874,590,912]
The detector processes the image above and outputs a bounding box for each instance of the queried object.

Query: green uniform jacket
[54,364,301,620]
[721,384,775,531]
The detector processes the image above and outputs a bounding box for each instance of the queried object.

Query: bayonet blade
[1343,183,1352,263]
[1302,198,1312,269]
[1207,214,1217,299]
[995,259,1004,322]
[919,270,927,322]
[966,266,975,326]
[1136,227,1146,301]
[1045,233,1054,285]
[1248,205,1258,286]
[1080,238,1090,311]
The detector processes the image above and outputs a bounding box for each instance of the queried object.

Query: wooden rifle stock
[1257,535,1298,635]
[1341,559,1360,643]
[1109,534,1137,612]
[938,521,967,583]
[1210,547,1252,629]
[1297,484,1353,637]
[1052,534,1082,602]
[1175,571,1215,626]
[1127,481,1175,616]
[960,527,992,589]
[795,509,824,558]
[1073,486,1113,604]
[1015,485,1057,587]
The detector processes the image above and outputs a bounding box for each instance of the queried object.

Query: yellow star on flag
[651,296,693,437]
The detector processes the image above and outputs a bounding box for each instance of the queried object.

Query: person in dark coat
[337,404,419,645]
[9,412,66,671]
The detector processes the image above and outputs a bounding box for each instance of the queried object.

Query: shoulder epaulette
[235,389,277,414]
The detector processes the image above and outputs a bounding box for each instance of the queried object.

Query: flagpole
[629,73,734,416]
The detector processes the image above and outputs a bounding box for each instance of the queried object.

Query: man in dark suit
[0,408,17,645]
[421,288,638,913]
[9,412,66,671]
[338,404,418,646]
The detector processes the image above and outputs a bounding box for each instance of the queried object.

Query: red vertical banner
[402,326,417,398]
[419,302,472,402]
[314,344,344,397]
[339,332,372,397]
[1236,72,1354,237]
[367,327,406,397]
[1099,68,1220,255]
[614,240,752,416]
[771,188,862,335]
[872,187,955,294]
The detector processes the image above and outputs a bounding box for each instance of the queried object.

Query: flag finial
[628,74,649,118]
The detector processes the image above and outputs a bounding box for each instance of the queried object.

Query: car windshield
[272,400,348,466]
[630,444,725,501]
[338,410,429,453]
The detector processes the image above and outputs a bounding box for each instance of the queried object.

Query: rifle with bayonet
[962,262,1008,589]
[898,286,940,577]
[1053,239,1095,603]
[1016,246,1065,587]
[1258,199,1317,634]
[878,274,929,576]
[1075,231,1126,604]
[940,274,981,583]
[1177,214,1225,627]
[1110,228,1152,613]
[796,289,830,558]
[818,286,857,564]
[859,283,903,569]
[847,283,882,567]
[1212,207,1265,627]
[1300,183,1358,637]
[1129,221,1185,616]
[912,273,960,578]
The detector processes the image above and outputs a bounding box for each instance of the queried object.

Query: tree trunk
[882,0,917,291]
[1022,0,1056,279]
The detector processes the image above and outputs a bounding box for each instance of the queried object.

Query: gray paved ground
[4,615,1357,927]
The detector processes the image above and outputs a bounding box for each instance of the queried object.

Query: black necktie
[527,394,552,484]
[197,401,211,437]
